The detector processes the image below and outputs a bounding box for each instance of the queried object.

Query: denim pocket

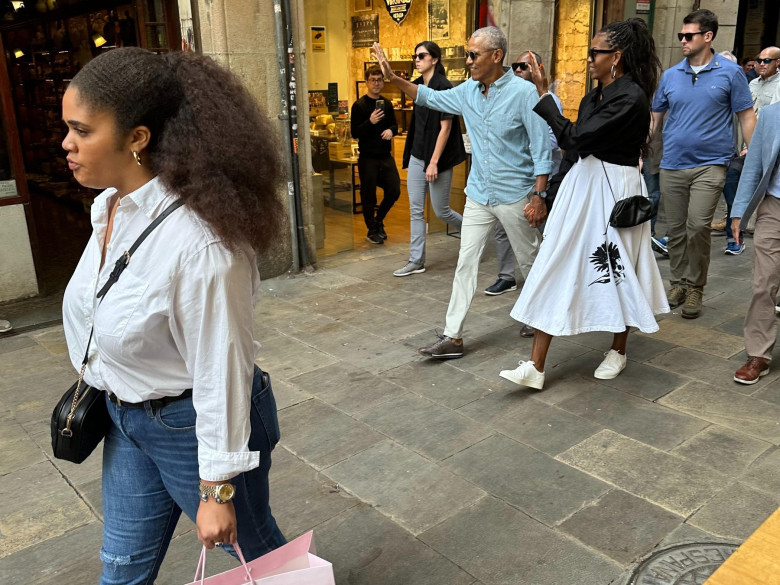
[250,367,281,453]
[155,399,196,432]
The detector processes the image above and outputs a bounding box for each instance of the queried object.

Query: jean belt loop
[144,400,155,418]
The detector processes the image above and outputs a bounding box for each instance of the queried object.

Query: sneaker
[711,219,727,232]
[499,360,545,389]
[418,334,463,359]
[594,349,627,380]
[376,222,387,240]
[667,283,687,309]
[734,356,770,385]
[776,306,780,315]
[366,230,384,245]
[518,323,535,338]
[0,319,12,334]
[484,278,517,296]
[651,236,669,257]
[725,242,745,255]
[393,262,425,277]
[681,286,703,319]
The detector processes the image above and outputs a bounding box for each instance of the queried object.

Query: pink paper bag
[187,531,335,585]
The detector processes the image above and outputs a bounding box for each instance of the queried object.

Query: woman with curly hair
[61,47,286,582]
[499,19,669,390]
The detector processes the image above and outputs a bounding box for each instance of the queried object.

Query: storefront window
[0,108,17,199]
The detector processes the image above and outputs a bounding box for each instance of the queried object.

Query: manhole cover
[627,542,740,585]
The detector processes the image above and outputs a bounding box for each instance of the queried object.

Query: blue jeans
[642,167,661,235]
[100,366,286,585]
[723,164,741,243]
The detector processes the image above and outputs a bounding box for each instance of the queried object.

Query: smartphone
[375,99,385,111]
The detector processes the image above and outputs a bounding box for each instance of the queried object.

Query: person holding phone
[351,66,401,244]
[394,41,466,276]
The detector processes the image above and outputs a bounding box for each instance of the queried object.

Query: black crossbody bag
[602,161,655,229]
[51,199,184,464]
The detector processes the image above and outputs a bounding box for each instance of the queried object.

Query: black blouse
[533,73,650,167]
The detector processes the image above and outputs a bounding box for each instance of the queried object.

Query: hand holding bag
[187,531,335,585]
[602,161,655,229]
[51,199,184,464]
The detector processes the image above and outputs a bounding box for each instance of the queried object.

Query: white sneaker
[594,349,627,380]
[499,360,545,389]
[0,320,12,334]
[393,262,425,277]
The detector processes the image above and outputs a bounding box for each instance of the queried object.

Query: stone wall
[0,204,38,302]
[552,0,592,120]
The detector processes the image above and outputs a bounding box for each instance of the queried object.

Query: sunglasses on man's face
[677,32,705,42]
[511,62,530,72]
[465,48,497,61]
[755,58,777,64]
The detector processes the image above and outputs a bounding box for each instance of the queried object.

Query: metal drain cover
[627,542,740,584]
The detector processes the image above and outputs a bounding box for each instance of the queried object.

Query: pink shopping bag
[187,532,335,585]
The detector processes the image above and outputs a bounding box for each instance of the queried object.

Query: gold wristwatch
[198,481,236,504]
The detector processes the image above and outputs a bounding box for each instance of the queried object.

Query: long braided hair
[599,18,661,102]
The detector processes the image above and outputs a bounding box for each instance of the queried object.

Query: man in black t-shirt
[350,66,401,244]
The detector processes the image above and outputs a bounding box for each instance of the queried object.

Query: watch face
[217,484,236,501]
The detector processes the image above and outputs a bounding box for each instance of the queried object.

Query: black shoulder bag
[51,199,184,464]
[603,160,655,228]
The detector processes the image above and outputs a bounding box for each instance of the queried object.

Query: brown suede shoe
[734,357,770,385]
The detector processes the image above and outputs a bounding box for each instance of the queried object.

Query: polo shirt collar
[479,67,514,92]
[757,71,780,84]
[678,49,720,73]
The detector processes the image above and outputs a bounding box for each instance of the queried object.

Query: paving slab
[659,522,721,548]
[0,333,37,354]
[557,430,729,516]
[315,503,475,585]
[586,359,687,401]
[0,521,103,584]
[268,447,357,539]
[473,397,604,456]
[0,460,96,557]
[648,319,744,358]
[558,384,709,451]
[323,440,485,535]
[270,377,312,411]
[336,304,433,342]
[277,399,384,470]
[0,423,46,475]
[254,332,339,379]
[382,360,495,409]
[289,362,404,415]
[658,380,780,444]
[671,426,772,476]
[443,433,610,526]
[356,289,450,325]
[740,448,780,495]
[355,393,492,461]
[559,489,683,565]
[419,496,623,585]
[567,330,677,364]
[688,481,780,540]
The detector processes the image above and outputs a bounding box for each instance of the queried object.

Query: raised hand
[372,42,394,80]
[527,51,548,96]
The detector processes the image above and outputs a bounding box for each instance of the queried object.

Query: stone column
[499,0,556,67]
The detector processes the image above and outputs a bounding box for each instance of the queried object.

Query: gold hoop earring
[610,64,617,79]
[132,151,142,166]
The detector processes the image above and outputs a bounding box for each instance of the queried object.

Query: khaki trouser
[443,197,539,339]
[660,165,727,288]
[745,195,780,360]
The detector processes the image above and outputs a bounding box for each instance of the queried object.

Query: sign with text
[351,14,379,47]
[636,0,650,13]
[311,26,326,53]
[0,180,17,199]
[383,0,412,24]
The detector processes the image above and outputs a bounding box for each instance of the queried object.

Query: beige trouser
[443,197,539,339]
[660,165,727,288]
[745,195,780,360]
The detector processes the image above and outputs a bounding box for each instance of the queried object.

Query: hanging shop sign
[352,14,379,47]
[636,0,651,13]
[383,0,413,25]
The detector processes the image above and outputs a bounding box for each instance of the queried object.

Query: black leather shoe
[485,278,517,296]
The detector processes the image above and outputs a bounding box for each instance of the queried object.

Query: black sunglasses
[465,48,497,61]
[755,58,777,64]
[677,32,705,42]
[413,52,430,61]
[588,48,617,60]
[511,62,530,72]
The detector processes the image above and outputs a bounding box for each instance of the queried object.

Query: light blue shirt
[415,69,552,206]
[548,92,564,175]
[769,156,780,198]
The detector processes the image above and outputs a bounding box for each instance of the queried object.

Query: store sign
[636,0,651,13]
[383,0,412,25]
[0,180,17,199]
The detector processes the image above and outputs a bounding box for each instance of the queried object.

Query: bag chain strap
[60,199,185,437]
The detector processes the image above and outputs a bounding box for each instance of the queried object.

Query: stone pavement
[2,230,780,584]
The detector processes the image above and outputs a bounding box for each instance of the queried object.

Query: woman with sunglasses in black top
[499,19,669,390]
[393,41,466,277]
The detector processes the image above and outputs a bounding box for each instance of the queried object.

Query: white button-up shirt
[62,177,261,481]
[750,71,780,116]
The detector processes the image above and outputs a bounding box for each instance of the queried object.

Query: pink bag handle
[193,543,254,584]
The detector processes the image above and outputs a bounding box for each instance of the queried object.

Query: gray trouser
[745,195,780,360]
[407,155,460,265]
[494,224,516,281]
[660,165,727,288]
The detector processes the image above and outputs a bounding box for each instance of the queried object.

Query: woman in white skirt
[499,18,669,390]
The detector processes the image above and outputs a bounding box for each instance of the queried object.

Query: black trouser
[358,155,401,230]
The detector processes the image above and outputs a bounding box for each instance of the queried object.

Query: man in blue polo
[651,9,755,319]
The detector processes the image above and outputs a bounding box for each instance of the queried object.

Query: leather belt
[107,388,193,409]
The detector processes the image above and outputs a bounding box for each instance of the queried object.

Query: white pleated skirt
[510,156,669,336]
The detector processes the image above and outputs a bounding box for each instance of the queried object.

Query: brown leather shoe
[734,357,770,385]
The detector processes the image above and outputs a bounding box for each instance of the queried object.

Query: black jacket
[351,95,398,159]
[402,73,467,171]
